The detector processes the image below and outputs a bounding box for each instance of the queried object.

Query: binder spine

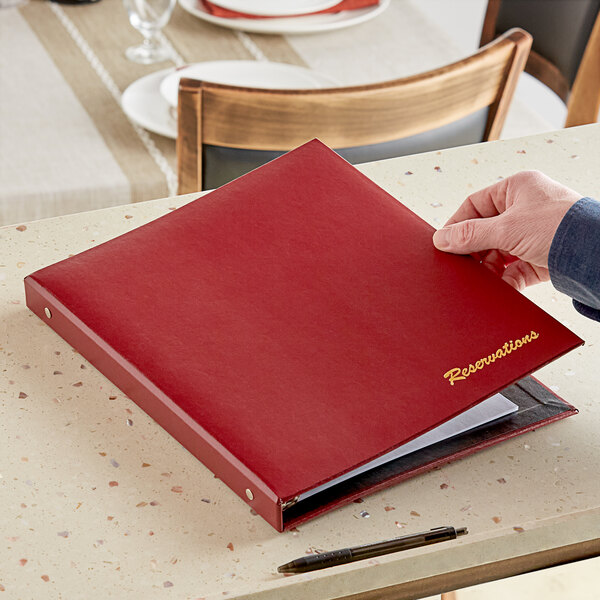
[24,276,284,531]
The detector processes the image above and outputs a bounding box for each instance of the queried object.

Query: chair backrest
[481,0,600,127]
[177,28,531,193]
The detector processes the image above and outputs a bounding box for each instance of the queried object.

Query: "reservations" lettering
[443,331,540,386]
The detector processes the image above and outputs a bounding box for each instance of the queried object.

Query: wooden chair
[177,28,531,194]
[481,0,600,128]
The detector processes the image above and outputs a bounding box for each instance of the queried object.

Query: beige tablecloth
[0,0,553,226]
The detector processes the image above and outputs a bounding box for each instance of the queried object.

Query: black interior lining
[283,376,576,527]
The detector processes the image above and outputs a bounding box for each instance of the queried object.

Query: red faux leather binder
[25,140,583,531]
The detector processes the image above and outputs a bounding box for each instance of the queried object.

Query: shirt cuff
[572,299,600,322]
[548,197,600,320]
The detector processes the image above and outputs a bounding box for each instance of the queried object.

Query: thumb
[433,216,508,255]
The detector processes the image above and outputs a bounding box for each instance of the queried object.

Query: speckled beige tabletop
[1,125,599,600]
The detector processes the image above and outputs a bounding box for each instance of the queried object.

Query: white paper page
[300,393,518,501]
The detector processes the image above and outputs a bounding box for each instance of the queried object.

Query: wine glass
[123,0,176,64]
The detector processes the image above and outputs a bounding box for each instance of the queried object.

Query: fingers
[433,214,510,255]
[468,251,549,291]
[502,260,550,290]
[433,170,566,292]
[480,249,508,277]
[444,178,509,226]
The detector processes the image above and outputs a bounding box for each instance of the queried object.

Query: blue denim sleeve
[548,197,600,322]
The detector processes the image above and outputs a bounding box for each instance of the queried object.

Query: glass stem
[141,28,159,49]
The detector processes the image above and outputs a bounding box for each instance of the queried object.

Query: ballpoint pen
[277,526,468,574]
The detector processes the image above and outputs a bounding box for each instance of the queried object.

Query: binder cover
[25,140,582,531]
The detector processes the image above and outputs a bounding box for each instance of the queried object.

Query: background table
[1,124,599,600]
[0,0,555,226]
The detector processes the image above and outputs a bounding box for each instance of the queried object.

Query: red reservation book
[25,140,582,531]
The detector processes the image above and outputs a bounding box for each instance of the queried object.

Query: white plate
[122,62,339,138]
[122,68,177,139]
[208,0,340,17]
[178,0,390,35]
[160,60,339,107]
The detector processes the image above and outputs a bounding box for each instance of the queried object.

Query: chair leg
[441,593,457,600]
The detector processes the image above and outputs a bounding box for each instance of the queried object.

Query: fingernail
[433,228,450,250]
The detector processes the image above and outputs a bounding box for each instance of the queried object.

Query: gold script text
[443,331,540,386]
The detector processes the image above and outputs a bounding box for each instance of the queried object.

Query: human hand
[432,171,581,290]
